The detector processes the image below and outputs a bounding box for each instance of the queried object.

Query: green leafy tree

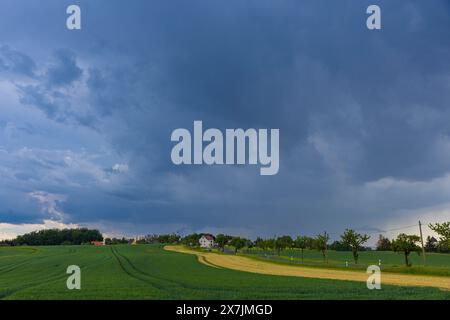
[340,229,370,264]
[315,233,330,263]
[105,237,129,245]
[304,236,315,249]
[264,238,276,253]
[294,236,308,262]
[215,234,232,252]
[275,236,293,255]
[181,233,202,247]
[229,237,246,254]
[376,235,392,251]
[155,233,181,244]
[391,233,421,267]
[424,236,438,253]
[12,228,102,246]
[429,222,450,251]
[254,237,266,249]
[328,240,350,251]
[244,238,254,248]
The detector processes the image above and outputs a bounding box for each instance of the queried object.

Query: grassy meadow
[0,244,449,300]
[242,248,450,276]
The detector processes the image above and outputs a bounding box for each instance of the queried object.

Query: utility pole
[419,221,426,265]
[324,231,328,264]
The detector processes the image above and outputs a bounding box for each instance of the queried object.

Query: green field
[0,245,449,300]
[244,248,450,266]
[242,248,450,276]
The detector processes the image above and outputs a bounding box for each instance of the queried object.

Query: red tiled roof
[202,234,215,241]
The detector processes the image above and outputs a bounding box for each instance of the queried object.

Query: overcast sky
[1,0,450,243]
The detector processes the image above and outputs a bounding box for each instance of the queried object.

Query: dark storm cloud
[0,45,36,77]
[46,50,83,87]
[1,0,450,239]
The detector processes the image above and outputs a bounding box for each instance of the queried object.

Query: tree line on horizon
[0,228,103,246]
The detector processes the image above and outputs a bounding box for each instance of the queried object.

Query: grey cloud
[18,84,60,119]
[0,44,36,77]
[2,0,450,239]
[46,50,83,87]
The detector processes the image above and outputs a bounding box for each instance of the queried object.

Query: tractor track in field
[0,253,47,275]
[0,247,78,275]
[109,246,233,298]
[111,246,198,289]
[0,250,75,299]
[165,246,450,291]
[0,247,38,259]
[0,247,94,299]
[0,248,40,273]
[110,246,171,294]
[0,272,68,299]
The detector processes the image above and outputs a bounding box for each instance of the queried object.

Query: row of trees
[132,234,182,244]
[104,237,130,245]
[374,222,450,266]
[0,228,103,246]
[177,232,363,263]
[377,235,449,254]
[180,222,450,267]
[238,230,369,264]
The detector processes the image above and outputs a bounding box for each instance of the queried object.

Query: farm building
[199,234,215,248]
[91,240,105,246]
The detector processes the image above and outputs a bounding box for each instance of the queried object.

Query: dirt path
[165,246,450,290]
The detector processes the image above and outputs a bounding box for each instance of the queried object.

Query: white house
[199,234,215,248]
